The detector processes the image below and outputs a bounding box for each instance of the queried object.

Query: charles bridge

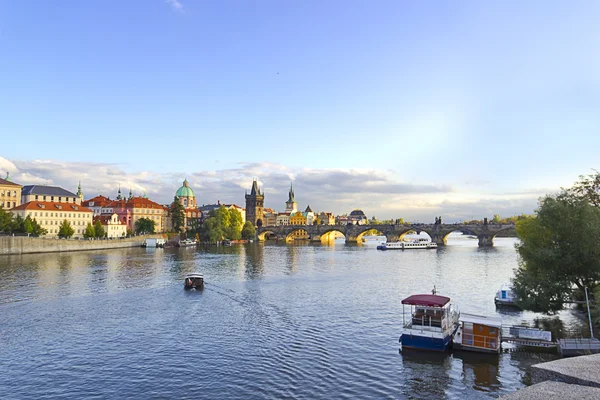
[256,222,516,247]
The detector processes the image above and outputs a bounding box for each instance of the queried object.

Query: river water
[0,234,590,399]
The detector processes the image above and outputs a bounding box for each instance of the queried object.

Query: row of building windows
[32,212,89,218]
[0,190,18,196]
[39,220,88,226]
[33,195,76,203]
[1,202,17,208]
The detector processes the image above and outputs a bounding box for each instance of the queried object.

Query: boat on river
[377,238,437,250]
[453,313,502,354]
[400,293,460,352]
[494,284,519,308]
[184,273,204,289]
[178,239,198,247]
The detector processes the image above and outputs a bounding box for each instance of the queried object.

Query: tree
[492,214,501,224]
[83,223,96,238]
[226,208,243,240]
[241,221,256,240]
[170,196,185,233]
[94,220,105,238]
[513,195,600,313]
[30,218,47,236]
[135,217,155,234]
[563,170,600,207]
[58,219,75,238]
[23,216,34,234]
[0,208,13,232]
[12,215,24,233]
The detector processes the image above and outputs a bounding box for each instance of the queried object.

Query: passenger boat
[184,273,204,289]
[494,284,519,308]
[178,239,198,247]
[377,238,437,250]
[400,293,460,352]
[453,313,502,354]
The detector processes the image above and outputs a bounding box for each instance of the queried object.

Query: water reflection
[400,348,452,399]
[454,352,500,393]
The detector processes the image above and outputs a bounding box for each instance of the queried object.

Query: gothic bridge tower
[245,180,264,227]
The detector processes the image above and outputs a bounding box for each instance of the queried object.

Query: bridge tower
[285,181,297,213]
[245,180,264,227]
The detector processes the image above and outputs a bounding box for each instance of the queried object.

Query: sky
[1,1,599,222]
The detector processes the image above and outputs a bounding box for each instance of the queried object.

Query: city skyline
[2,1,599,220]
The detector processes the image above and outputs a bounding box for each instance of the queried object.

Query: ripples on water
[0,235,582,399]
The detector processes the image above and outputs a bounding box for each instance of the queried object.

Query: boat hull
[400,333,453,352]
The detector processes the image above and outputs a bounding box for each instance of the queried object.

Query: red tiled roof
[11,201,92,213]
[0,178,21,187]
[83,195,111,207]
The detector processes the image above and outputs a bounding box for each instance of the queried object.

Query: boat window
[490,327,497,335]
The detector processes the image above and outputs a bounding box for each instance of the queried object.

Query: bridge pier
[430,233,448,246]
[310,234,322,243]
[478,234,494,247]
[385,234,399,243]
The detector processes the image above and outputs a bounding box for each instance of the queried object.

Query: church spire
[117,185,122,200]
[288,181,295,202]
[77,180,83,201]
[128,187,133,200]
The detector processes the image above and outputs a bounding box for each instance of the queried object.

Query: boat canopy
[460,313,502,328]
[186,273,204,278]
[401,294,450,307]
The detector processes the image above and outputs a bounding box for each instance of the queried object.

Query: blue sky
[1,1,599,220]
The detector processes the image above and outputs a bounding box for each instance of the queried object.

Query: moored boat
[453,313,502,354]
[400,293,460,352]
[494,284,519,308]
[178,239,198,247]
[184,273,204,289]
[377,238,437,250]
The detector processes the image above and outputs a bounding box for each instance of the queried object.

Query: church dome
[350,209,365,216]
[176,179,195,198]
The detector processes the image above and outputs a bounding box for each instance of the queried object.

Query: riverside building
[10,201,93,237]
[0,173,22,210]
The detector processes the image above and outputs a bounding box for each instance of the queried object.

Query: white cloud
[1,156,543,221]
[165,0,183,11]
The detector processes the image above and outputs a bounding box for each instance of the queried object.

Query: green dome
[176,179,195,198]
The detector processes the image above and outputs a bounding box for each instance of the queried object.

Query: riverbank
[0,234,165,255]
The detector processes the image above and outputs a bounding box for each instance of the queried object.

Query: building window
[51,196,54,201]
[59,197,62,202]
[35,195,38,200]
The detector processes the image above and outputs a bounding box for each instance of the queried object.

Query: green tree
[23,216,34,234]
[492,214,501,224]
[30,218,47,236]
[58,219,75,238]
[170,196,185,233]
[513,196,600,313]
[241,221,256,240]
[226,208,243,240]
[83,223,96,238]
[563,170,600,207]
[94,220,105,238]
[12,215,25,233]
[135,217,155,234]
[0,208,13,232]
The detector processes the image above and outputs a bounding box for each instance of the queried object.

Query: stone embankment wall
[0,234,165,256]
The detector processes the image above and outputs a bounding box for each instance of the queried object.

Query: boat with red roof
[400,289,460,352]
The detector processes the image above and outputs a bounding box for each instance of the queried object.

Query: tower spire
[76,180,84,201]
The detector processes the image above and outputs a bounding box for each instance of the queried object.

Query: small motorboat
[494,284,519,308]
[184,273,204,289]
